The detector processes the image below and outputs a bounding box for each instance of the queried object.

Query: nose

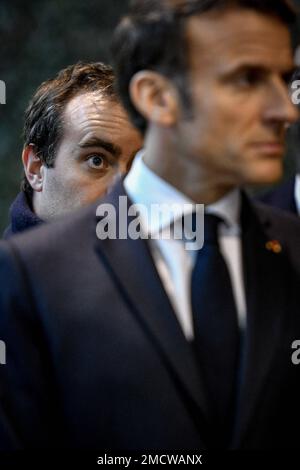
[263,75,299,127]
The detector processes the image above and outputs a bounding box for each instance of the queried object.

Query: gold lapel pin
[265,240,282,254]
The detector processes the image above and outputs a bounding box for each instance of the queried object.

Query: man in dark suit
[3,62,141,239]
[1,0,300,451]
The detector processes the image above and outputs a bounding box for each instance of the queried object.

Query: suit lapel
[233,194,289,447]
[93,181,211,434]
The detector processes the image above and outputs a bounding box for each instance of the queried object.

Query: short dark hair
[111,0,296,134]
[22,61,118,195]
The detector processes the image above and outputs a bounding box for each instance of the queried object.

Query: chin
[248,160,283,186]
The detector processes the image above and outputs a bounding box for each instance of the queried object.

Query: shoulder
[0,181,128,301]
[0,200,102,303]
[2,179,126,262]
[254,198,300,231]
[2,199,98,261]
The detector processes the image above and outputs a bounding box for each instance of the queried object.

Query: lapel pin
[265,240,282,254]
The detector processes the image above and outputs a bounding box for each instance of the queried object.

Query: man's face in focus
[35,91,142,220]
[176,8,298,190]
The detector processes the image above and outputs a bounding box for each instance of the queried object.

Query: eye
[86,154,108,170]
[236,69,264,88]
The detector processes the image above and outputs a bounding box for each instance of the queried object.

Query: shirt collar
[124,150,241,234]
[206,188,241,232]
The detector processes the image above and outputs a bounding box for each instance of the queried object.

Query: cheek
[79,172,118,203]
[192,111,249,172]
[202,106,258,164]
[192,94,234,142]
[43,167,86,203]
[198,90,255,136]
[82,186,107,204]
[46,161,119,204]
[193,113,236,158]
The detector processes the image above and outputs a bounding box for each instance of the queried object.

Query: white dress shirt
[124,151,247,340]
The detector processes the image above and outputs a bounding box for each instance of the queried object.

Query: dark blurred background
[0,0,300,233]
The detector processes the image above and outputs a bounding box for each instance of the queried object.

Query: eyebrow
[223,62,296,79]
[78,136,122,158]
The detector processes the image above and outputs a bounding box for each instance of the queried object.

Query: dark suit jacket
[3,191,43,239]
[0,181,300,450]
[258,176,298,215]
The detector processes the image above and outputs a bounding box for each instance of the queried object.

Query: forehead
[185,9,293,73]
[62,91,133,138]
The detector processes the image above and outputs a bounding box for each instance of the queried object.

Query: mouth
[251,141,285,156]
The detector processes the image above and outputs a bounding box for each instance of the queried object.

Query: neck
[32,191,48,221]
[143,127,235,205]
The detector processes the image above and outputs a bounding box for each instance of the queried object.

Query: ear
[22,144,44,192]
[129,71,179,127]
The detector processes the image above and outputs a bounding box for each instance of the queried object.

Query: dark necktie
[191,213,239,444]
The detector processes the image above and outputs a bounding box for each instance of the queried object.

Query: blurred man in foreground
[0,0,300,451]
